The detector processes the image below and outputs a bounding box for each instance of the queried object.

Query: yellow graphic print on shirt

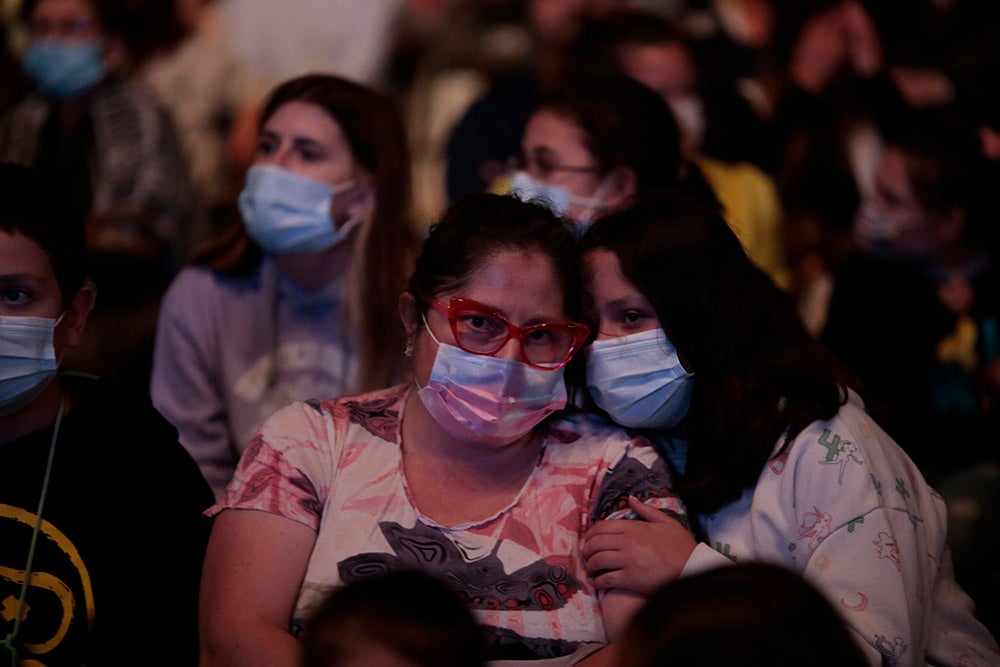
[0,504,94,664]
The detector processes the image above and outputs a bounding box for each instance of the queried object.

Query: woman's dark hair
[0,163,87,307]
[581,191,850,514]
[409,193,581,322]
[194,74,417,392]
[303,570,486,667]
[620,563,868,666]
[535,74,719,211]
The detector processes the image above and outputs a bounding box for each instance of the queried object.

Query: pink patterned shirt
[210,385,685,660]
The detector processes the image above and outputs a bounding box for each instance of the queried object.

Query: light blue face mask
[0,315,60,417]
[508,171,606,235]
[23,38,105,99]
[238,164,362,255]
[510,171,572,216]
[586,328,693,430]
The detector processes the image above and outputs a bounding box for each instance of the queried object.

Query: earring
[404,339,413,358]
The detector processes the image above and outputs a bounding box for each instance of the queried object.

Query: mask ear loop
[570,176,612,228]
[1,396,65,666]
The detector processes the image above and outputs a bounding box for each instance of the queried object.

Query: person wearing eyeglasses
[508,74,719,234]
[198,193,687,667]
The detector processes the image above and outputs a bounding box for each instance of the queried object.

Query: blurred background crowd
[0,0,997,635]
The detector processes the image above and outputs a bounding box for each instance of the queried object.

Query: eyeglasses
[421,295,590,370]
[514,152,600,180]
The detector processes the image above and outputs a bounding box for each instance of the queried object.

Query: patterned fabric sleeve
[208,399,336,531]
[784,409,998,666]
[588,434,687,529]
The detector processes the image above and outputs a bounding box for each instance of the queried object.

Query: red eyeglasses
[421,295,590,370]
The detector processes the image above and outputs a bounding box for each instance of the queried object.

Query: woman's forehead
[448,249,567,320]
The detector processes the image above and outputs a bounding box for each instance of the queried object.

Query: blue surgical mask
[23,38,106,99]
[509,171,606,234]
[239,165,362,255]
[0,315,61,417]
[586,328,693,430]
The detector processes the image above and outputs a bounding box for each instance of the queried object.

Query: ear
[398,291,421,337]
[602,167,638,209]
[345,181,376,223]
[60,283,96,350]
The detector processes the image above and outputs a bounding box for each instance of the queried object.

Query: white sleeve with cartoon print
[775,402,998,666]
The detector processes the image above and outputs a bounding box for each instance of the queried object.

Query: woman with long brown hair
[151,74,417,496]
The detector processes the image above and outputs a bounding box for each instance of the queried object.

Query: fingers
[627,496,672,523]
[591,569,628,591]
[583,550,627,577]
[582,532,627,560]
[583,519,627,540]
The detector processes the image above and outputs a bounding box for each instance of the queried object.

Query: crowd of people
[1,0,999,665]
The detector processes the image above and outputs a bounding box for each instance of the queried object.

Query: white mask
[0,315,61,417]
[239,164,363,255]
[416,318,567,445]
[586,328,693,430]
[509,171,606,233]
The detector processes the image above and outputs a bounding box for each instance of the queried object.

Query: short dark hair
[303,570,486,667]
[0,163,87,306]
[409,193,581,320]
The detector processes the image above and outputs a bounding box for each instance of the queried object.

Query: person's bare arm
[199,509,318,667]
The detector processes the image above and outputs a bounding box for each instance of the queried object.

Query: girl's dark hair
[409,193,581,321]
[581,191,850,514]
[535,74,719,211]
[0,163,87,307]
[194,74,417,392]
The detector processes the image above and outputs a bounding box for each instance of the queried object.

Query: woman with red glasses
[198,193,687,666]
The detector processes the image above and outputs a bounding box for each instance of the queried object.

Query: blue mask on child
[239,165,362,255]
[586,328,693,430]
[0,315,60,417]
[23,39,105,99]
